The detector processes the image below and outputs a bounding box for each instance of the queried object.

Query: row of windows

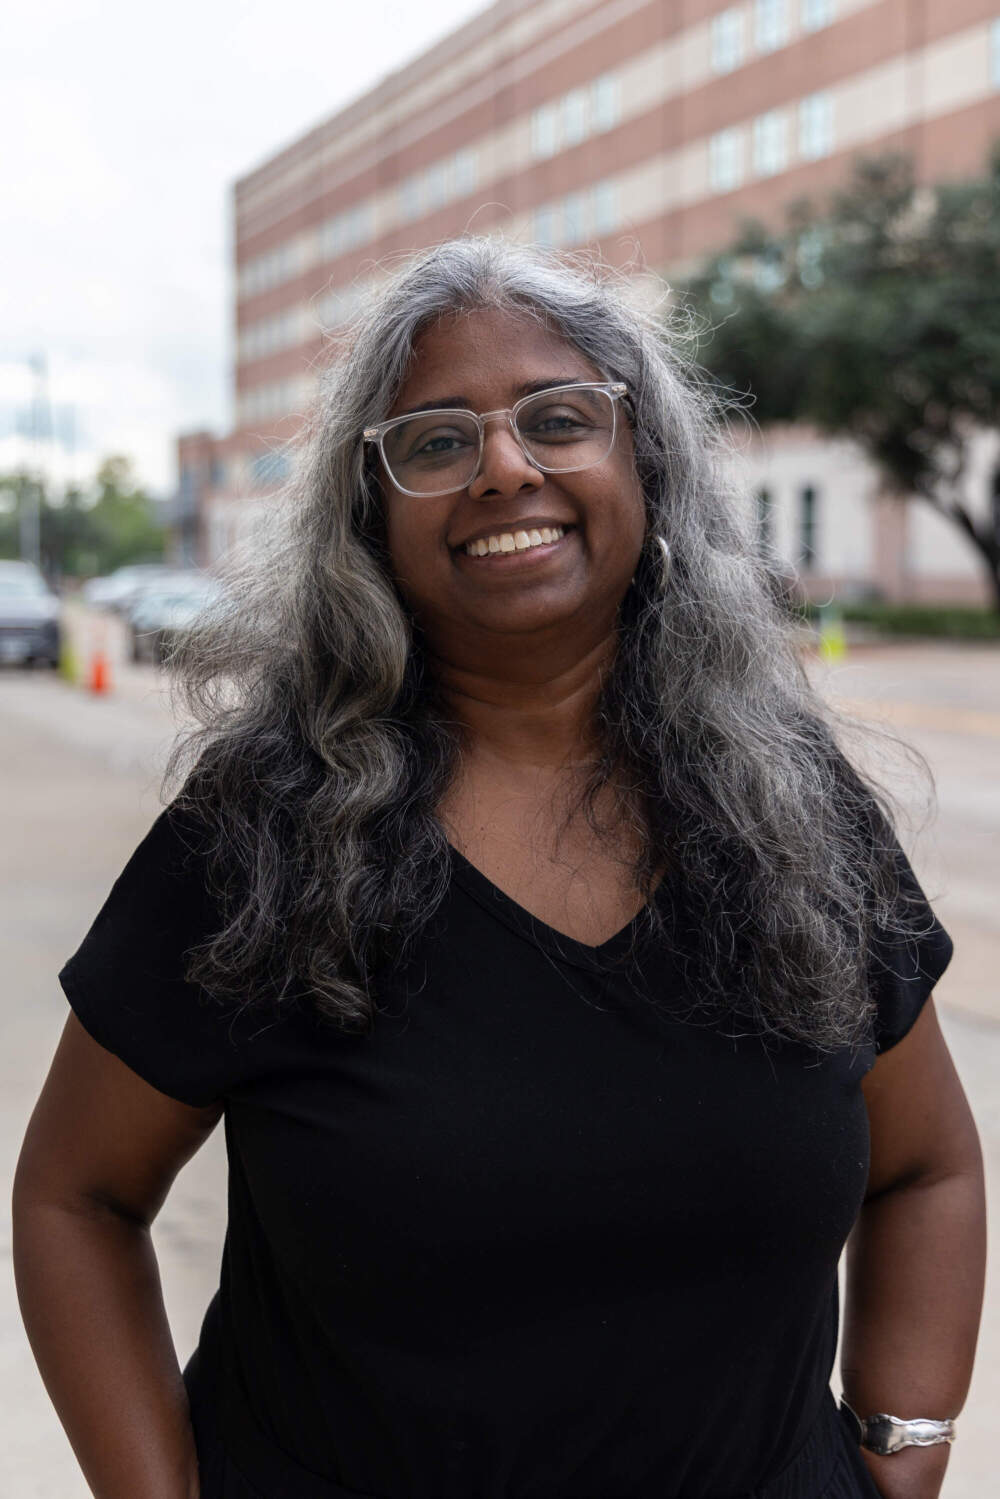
[239,243,302,299]
[320,202,376,261]
[531,180,621,248]
[241,178,620,368]
[711,0,836,75]
[241,2,838,308]
[238,309,302,363]
[530,74,621,160]
[314,279,374,332]
[709,91,834,192]
[237,378,311,427]
[238,146,481,300]
[397,149,479,224]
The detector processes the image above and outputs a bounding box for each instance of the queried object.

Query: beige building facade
[182,0,1000,601]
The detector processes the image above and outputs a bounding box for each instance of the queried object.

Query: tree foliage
[685,150,1000,606]
[0,456,165,579]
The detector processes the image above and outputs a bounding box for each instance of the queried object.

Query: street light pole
[19,353,50,571]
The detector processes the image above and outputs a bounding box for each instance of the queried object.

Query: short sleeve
[60,805,253,1105]
[869,840,953,1054]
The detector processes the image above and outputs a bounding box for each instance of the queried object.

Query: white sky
[1,0,489,495]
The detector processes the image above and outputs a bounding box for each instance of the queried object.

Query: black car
[0,564,61,668]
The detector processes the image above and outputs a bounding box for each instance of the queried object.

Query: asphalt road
[1,645,997,1496]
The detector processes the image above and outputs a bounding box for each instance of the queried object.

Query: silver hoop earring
[654,534,672,588]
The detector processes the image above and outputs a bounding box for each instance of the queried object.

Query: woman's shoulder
[58,798,253,1107]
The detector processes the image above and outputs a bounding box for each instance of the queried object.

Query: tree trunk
[944,492,1000,614]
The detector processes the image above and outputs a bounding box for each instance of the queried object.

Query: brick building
[181,0,1000,600]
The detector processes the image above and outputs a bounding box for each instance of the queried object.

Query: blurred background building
[178,0,1000,602]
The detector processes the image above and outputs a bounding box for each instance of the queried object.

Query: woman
[14,239,985,1499]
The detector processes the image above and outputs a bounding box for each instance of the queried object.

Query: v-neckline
[447,844,669,974]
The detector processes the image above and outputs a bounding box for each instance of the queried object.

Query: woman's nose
[467,420,544,501]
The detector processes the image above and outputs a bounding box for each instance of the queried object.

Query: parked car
[82,563,171,613]
[0,566,61,668]
[129,572,224,665]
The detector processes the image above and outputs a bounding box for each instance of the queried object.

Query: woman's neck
[430,630,616,775]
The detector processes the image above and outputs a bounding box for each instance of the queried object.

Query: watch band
[840,1399,956,1456]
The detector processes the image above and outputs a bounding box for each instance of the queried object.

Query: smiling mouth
[462,525,567,558]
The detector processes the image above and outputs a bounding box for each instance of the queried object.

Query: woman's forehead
[393,306,600,411]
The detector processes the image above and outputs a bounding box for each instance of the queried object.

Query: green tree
[40,483,98,578]
[87,456,165,574]
[0,457,165,579]
[0,472,40,561]
[685,151,1000,608]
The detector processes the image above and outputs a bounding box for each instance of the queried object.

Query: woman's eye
[522,407,592,437]
[407,427,475,460]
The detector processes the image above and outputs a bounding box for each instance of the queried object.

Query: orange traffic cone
[88,617,112,695]
[89,649,111,694]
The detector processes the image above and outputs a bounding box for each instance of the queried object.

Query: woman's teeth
[464,525,565,558]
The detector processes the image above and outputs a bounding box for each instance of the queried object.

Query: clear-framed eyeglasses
[363,381,629,498]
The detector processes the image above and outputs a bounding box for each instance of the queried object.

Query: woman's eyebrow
[395,378,594,418]
[516,376,593,398]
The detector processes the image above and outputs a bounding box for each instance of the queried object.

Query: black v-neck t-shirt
[59,807,952,1499]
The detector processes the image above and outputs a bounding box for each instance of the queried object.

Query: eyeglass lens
[382,387,616,495]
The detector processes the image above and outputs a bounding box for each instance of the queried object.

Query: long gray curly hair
[169,235,922,1050]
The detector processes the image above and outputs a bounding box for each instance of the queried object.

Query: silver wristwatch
[840,1399,956,1456]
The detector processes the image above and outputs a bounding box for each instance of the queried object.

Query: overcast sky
[1,0,488,495]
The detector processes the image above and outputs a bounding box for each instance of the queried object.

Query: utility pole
[19,354,50,570]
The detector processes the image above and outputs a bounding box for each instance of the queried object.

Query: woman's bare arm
[12,1012,223,1499]
[843,999,986,1499]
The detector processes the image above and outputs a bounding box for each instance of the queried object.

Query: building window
[321,217,343,259]
[531,103,559,158]
[756,487,773,550]
[563,191,587,244]
[799,485,818,570]
[992,18,1000,88]
[533,205,558,246]
[592,181,620,234]
[799,92,834,160]
[711,8,745,74]
[453,150,477,195]
[250,453,291,488]
[591,74,620,132]
[710,127,745,192]
[753,110,788,176]
[317,282,366,330]
[241,243,299,298]
[563,88,588,146]
[322,205,373,259]
[755,0,789,53]
[800,0,834,31]
[425,163,450,211]
[398,177,423,223]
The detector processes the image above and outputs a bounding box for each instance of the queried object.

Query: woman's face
[380,306,647,656]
